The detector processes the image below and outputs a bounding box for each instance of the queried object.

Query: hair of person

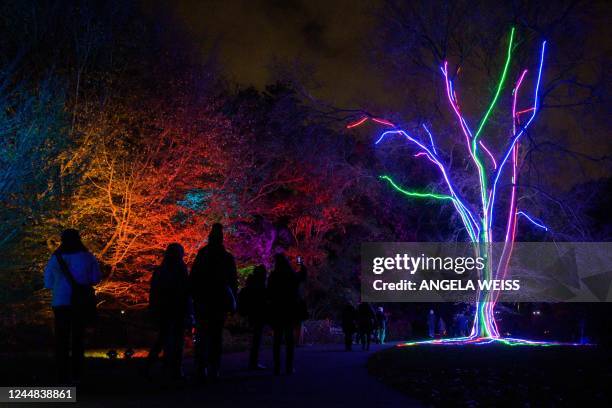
[161,243,186,270]
[56,229,88,254]
[273,253,293,276]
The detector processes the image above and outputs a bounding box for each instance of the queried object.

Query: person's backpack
[55,253,97,325]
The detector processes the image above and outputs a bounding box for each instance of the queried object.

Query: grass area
[368,342,611,406]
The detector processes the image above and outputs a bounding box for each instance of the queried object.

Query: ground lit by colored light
[397,337,591,347]
[85,348,149,359]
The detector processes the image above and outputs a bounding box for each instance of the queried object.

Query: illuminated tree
[349,28,566,345]
[62,89,235,305]
[226,85,366,267]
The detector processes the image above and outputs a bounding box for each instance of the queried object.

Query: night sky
[166,0,610,189]
[170,0,389,107]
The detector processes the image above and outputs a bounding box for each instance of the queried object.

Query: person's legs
[272,326,282,375]
[344,331,352,351]
[53,307,71,383]
[177,318,186,377]
[285,325,295,374]
[167,318,185,378]
[207,316,224,378]
[294,323,304,346]
[71,312,85,380]
[146,320,165,374]
[359,331,366,350]
[380,323,386,344]
[161,318,176,376]
[194,312,207,377]
[249,322,264,369]
[365,329,371,350]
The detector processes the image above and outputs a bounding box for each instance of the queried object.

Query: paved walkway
[73,343,423,407]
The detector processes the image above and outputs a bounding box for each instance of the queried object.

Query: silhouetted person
[341,304,357,351]
[375,306,387,344]
[453,309,469,337]
[459,311,470,336]
[190,223,237,380]
[238,265,268,369]
[438,316,447,337]
[44,229,101,383]
[427,309,436,338]
[146,243,190,379]
[357,303,375,350]
[268,254,306,375]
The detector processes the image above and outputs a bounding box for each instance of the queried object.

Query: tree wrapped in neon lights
[349,28,560,345]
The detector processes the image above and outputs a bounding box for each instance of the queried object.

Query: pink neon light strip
[372,117,395,127]
[478,141,497,169]
[346,116,369,129]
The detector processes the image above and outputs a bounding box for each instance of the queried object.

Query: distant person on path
[146,243,190,379]
[375,306,387,344]
[341,303,357,351]
[238,264,268,370]
[267,253,307,375]
[44,229,101,383]
[438,316,447,337]
[357,302,375,351]
[427,309,436,338]
[190,223,238,381]
[456,310,469,337]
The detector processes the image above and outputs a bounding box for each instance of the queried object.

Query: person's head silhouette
[57,229,88,254]
[273,253,292,275]
[208,223,224,246]
[253,264,267,284]
[162,243,185,267]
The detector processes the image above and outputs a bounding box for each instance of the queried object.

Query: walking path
[72,343,423,407]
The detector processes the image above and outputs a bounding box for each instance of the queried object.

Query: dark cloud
[169,0,388,107]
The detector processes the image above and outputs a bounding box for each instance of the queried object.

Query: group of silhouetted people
[145,223,308,380]
[341,303,388,351]
[44,224,308,383]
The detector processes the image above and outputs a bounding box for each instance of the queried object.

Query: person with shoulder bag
[44,229,101,383]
